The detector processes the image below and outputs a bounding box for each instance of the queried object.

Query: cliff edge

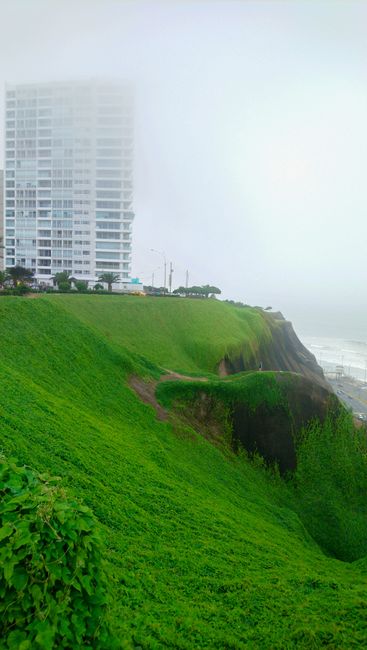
[220,310,328,389]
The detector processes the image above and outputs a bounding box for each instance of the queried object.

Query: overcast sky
[1,0,366,337]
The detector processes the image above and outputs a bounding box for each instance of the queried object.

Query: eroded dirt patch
[128,370,207,422]
[128,376,167,420]
[160,370,208,383]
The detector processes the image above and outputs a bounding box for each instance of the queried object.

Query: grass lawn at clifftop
[0,296,367,648]
[46,294,271,375]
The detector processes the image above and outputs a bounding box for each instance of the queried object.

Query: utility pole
[185,269,189,289]
[150,249,167,293]
[169,262,174,294]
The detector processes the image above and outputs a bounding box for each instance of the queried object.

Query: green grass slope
[45,294,270,374]
[0,297,367,648]
[157,370,285,412]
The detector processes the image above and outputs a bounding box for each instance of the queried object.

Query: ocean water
[301,336,367,382]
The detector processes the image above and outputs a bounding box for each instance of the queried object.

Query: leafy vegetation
[1,296,367,647]
[173,285,221,298]
[6,266,34,287]
[0,457,109,649]
[74,280,89,293]
[0,284,32,297]
[57,282,71,292]
[98,272,120,292]
[162,371,367,564]
[156,371,286,412]
[0,267,34,295]
[0,271,8,289]
[52,271,73,289]
[290,412,367,562]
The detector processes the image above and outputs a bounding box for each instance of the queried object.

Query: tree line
[173,285,221,298]
[0,267,221,299]
[0,267,121,293]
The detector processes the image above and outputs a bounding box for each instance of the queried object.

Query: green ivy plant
[0,456,111,649]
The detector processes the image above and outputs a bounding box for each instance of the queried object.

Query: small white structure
[113,278,144,293]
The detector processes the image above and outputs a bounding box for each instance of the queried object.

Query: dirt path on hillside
[218,359,228,377]
[128,376,168,420]
[128,370,208,421]
[160,369,208,383]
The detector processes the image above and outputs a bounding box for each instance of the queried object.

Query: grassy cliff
[0,296,367,648]
[46,294,271,374]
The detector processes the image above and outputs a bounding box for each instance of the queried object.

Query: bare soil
[128,370,207,422]
[160,369,208,383]
[128,376,168,421]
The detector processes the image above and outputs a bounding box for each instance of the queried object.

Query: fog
[1,0,366,338]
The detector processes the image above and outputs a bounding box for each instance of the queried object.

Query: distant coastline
[301,335,367,382]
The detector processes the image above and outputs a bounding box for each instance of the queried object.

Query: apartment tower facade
[0,170,3,270]
[4,80,133,286]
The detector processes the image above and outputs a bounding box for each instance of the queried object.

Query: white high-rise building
[4,80,134,287]
[0,170,4,270]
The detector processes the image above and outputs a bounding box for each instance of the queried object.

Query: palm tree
[7,266,34,287]
[98,272,120,292]
[52,271,73,288]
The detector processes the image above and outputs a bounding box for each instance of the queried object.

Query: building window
[96,201,121,210]
[96,242,121,250]
[96,252,120,260]
[96,262,120,269]
[96,222,121,230]
[96,232,120,240]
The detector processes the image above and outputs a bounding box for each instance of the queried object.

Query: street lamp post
[151,265,162,288]
[150,249,167,293]
[168,262,174,294]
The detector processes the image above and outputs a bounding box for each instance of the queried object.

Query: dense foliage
[53,271,72,289]
[159,374,367,562]
[291,412,367,561]
[173,284,221,297]
[97,272,120,292]
[0,284,32,296]
[0,457,110,649]
[6,266,34,287]
[156,370,285,412]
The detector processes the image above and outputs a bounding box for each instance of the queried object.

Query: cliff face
[231,373,338,473]
[156,370,340,474]
[203,311,336,471]
[220,311,328,389]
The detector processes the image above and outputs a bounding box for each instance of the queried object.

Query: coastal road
[328,377,367,420]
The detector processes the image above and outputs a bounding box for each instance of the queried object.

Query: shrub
[12,284,32,296]
[57,281,71,292]
[0,457,111,649]
[74,281,89,293]
[0,285,32,297]
[291,413,367,561]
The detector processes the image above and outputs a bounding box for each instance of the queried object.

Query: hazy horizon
[1,0,366,339]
